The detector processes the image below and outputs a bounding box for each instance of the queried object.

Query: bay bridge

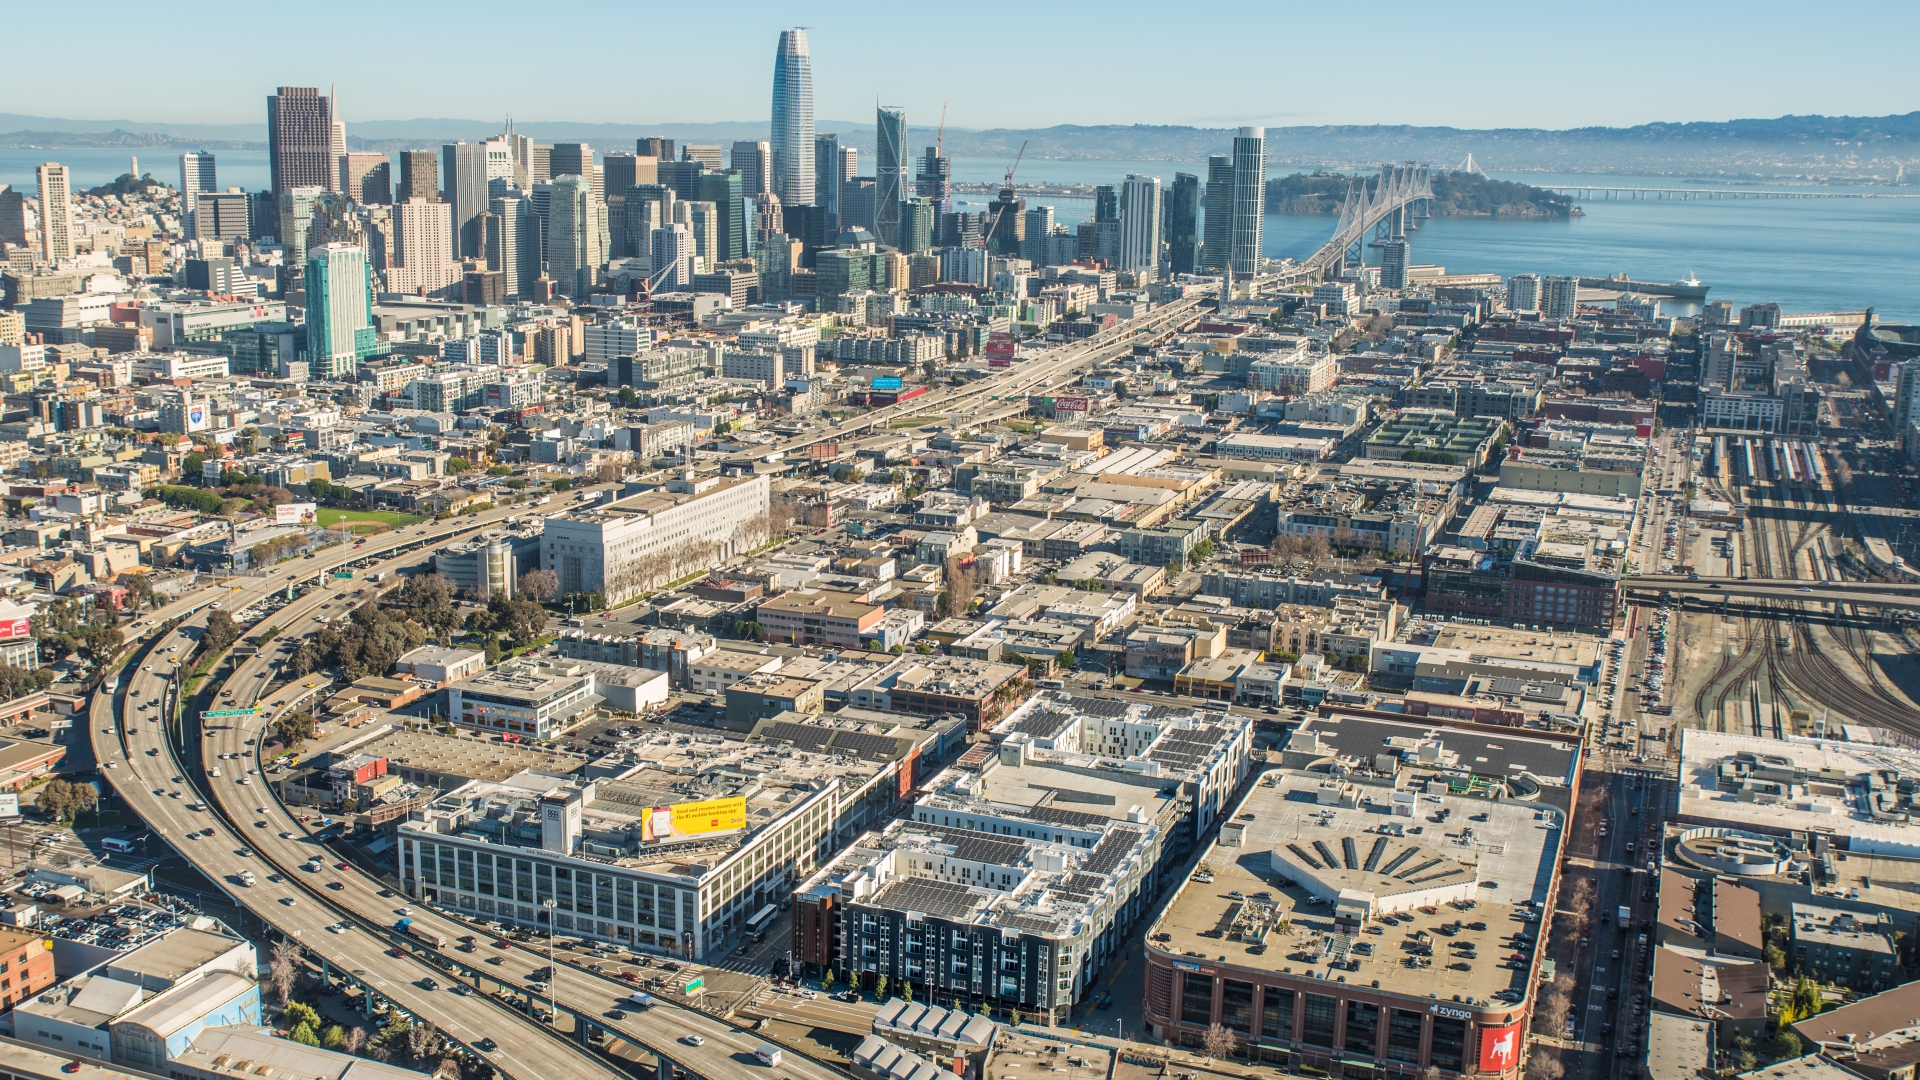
[1543,184,1920,201]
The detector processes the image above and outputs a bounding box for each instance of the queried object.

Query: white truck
[1617,905,1632,927]
[626,991,655,1009]
[238,870,256,887]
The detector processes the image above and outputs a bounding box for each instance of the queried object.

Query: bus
[102,837,137,854]
[745,904,778,942]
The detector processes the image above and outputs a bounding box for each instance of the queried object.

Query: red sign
[1054,395,1090,413]
[1478,1022,1523,1072]
[988,358,1011,368]
[0,616,30,640]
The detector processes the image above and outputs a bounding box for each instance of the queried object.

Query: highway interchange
[89,297,1215,1080]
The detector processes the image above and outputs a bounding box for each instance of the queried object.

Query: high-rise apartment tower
[770,30,815,207]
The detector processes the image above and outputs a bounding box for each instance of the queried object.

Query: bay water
[7,148,1917,320]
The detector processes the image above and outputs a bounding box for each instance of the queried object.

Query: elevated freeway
[96,507,633,1080]
[99,502,864,1080]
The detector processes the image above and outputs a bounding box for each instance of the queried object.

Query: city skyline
[2,1,1915,133]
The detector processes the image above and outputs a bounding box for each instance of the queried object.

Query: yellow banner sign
[644,796,747,842]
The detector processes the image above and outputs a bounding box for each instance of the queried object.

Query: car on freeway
[682,1035,705,1047]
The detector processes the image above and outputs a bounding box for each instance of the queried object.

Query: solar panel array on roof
[1145,704,1195,721]
[1030,805,1108,830]
[1486,678,1527,696]
[834,731,909,761]
[1010,707,1076,740]
[1084,825,1144,875]
[871,877,985,921]
[1147,726,1227,772]
[1062,695,1131,718]
[763,721,834,752]
[1051,872,1108,904]
[923,827,1029,866]
[997,911,1069,935]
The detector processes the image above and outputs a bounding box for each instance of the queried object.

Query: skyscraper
[442,142,490,260]
[898,198,935,255]
[637,137,675,161]
[1378,238,1408,290]
[698,171,747,263]
[1229,127,1266,278]
[1022,206,1055,266]
[681,144,722,170]
[35,163,71,261]
[486,192,540,300]
[306,242,377,379]
[388,199,458,297]
[551,144,593,184]
[683,200,718,270]
[916,146,952,215]
[178,151,216,222]
[1201,155,1233,272]
[1169,173,1200,275]
[624,184,675,262]
[814,134,849,225]
[340,153,390,204]
[604,153,656,259]
[770,29,815,207]
[277,186,322,261]
[267,87,334,193]
[875,107,908,248]
[547,174,604,298]
[1119,174,1162,274]
[659,161,706,203]
[731,141,771,198]
[650,223,694,289]
[397,150,439,203]
[1541,275,1579,321]
[0,186,26,248]
[1506,273,1541,313]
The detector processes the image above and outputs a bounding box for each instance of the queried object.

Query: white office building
[542,474,770,603]
[1118,173,1162,274]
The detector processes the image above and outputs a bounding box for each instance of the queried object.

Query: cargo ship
[1577,273,1710,300]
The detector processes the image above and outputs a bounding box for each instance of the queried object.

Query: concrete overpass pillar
[656,1052,674,1080]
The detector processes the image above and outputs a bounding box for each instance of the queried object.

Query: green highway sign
[202,707,265,718]
[332,571,354,579]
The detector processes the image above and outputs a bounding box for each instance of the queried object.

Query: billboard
[642,796,747,842]
[810,443,840,460]
[0,792,17,818]
[1054,395,1090,413]
[276,502,318,525]
[0,615,28,640]
[871,377,903,391]
[186,404,208,431]
[1477,1022,1523,1073]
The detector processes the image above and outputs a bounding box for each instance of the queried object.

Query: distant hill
[1266,171,1574,218]
[5,111,1920,180]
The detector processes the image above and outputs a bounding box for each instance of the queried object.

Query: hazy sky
[6,0,1917,131]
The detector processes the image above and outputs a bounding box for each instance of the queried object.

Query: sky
[4,0,1917,132]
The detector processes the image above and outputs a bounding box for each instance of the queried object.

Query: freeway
[760,297,1206,456]
[95,505,632,1080]
[99,504,864,1080]
[200,571,865,1080]
[1624,580,1920,607]
[1630,573,1920,595]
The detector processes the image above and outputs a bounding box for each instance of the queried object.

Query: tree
[342,1027,368,1056]
[483,636,502,666]
[1771,1030,1804,1061]
[289,1021,319,1046]
[405,1021,438,1063]
[552,477,573,492]
[283,1001,320,1030]
[307,477,332,499]
[1764,943,1787,973]
[201,610,241,658]
[271,711,316,749]
[267,940,303,1004]
[519,569,560,603]
[80,622,124,666]
[875,974,889,1000]
[901,980,913,1002]
[822,967,835,989]
[1528,1050,1565,1080]
[618,386,638,407]
[322,1024,346,1050]
[1202,1023,1236,1063]
[447,457,472,474]
[183,452,207,479]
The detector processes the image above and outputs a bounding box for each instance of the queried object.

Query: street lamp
[542,898,558,1026]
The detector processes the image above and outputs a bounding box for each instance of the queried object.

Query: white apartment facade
[541,474,771,603]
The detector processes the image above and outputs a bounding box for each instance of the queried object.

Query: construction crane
[936,102,947,159]
[980,139,1027,252]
